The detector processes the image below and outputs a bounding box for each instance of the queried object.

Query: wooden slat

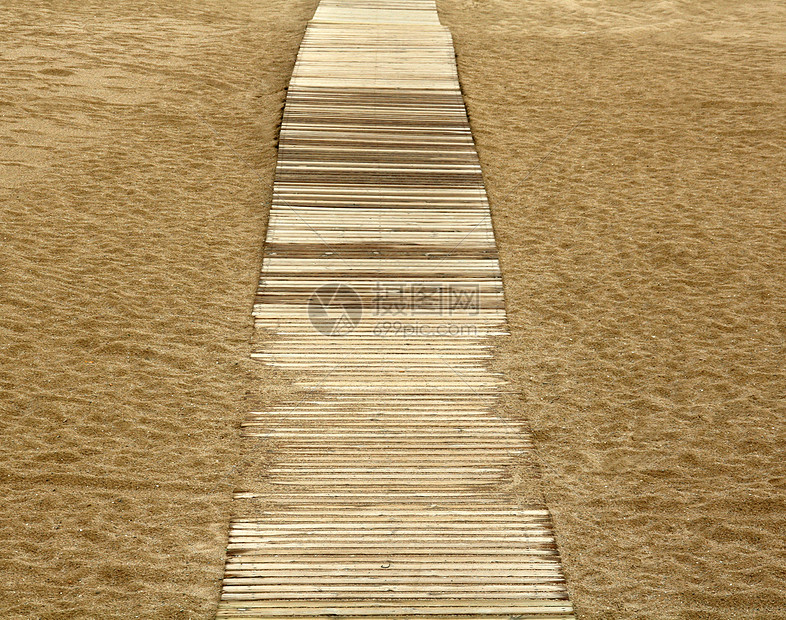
[216,0,573,617]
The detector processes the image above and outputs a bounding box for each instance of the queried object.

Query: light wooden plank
[216,0,573,616]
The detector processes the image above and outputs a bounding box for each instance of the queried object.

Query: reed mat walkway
[217,0,574,617]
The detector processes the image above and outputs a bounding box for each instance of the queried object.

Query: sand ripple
[0,1,316,617]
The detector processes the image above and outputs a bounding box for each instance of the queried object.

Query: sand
[1,0,784,618]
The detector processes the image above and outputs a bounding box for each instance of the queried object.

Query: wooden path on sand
[217,0,574,617]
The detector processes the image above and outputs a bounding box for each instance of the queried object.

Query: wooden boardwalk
[217,0,574,617]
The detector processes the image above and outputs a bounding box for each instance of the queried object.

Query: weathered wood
[216,0,573,617]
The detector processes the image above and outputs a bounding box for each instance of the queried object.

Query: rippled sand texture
[437,0,786,618]
[0,1,318,617]
[1,0,784,618]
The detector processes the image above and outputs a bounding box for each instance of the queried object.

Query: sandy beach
[1,0,784,618]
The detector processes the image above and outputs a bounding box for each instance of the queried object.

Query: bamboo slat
[216,0,574,617]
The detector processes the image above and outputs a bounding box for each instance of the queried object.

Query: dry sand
[1,0,784,618]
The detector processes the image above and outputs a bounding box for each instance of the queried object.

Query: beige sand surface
[438,2,786,617]
[1,1,317,617]
[1,0,784,618]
